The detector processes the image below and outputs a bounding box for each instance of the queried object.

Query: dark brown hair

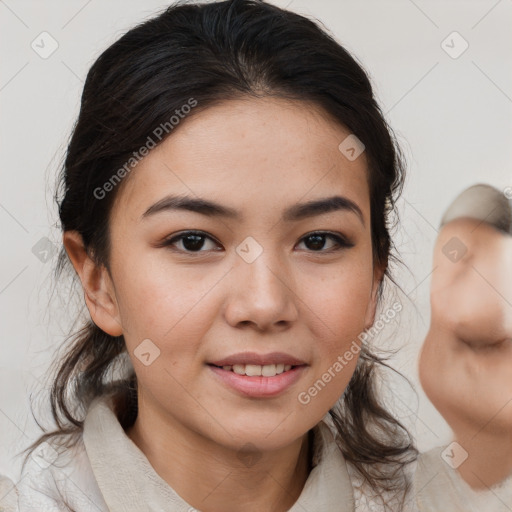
[23,0,417,508]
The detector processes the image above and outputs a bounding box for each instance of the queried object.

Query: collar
[83,394,355,512]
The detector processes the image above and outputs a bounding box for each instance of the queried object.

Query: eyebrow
[142,194,365,226]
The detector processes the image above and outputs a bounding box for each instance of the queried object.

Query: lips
[208,363,307,397]
[207,351,308,397]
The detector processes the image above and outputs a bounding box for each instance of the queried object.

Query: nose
[223,248,299,332]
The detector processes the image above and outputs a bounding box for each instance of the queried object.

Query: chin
[213,414,307,451]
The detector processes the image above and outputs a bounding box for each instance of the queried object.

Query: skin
[419,217,512,490]
[64,97,383,512]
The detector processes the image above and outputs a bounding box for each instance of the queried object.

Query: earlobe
[62,231,123,337]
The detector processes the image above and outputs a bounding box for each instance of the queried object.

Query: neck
[125,399,312,512]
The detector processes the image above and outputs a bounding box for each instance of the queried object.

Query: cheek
[112,256,217,356]
[115,263,216,402]
[305,259,374,339]
[296,259,374,407]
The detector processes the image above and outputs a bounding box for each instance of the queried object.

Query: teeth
[221,364,294,376]
[262,364,276,377]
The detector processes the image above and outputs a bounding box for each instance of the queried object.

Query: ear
[364,261,385,330]
[63,231,123,337]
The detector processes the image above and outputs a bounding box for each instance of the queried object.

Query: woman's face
[104,97,381,452]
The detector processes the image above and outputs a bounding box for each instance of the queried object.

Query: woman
[1,1,510,511]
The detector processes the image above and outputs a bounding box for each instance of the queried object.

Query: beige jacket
[1,394,511,511]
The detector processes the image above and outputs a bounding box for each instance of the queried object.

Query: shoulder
[415,445,512,512]
[15,433,108,512]
[318,415,419,512]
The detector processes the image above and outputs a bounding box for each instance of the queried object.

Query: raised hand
[419,185,512,491]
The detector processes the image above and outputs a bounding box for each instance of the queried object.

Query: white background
[1,0,511,481]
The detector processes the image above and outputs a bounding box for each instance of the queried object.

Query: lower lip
[208,365,307,398]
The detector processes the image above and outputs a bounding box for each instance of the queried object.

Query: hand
[419,216,512,489]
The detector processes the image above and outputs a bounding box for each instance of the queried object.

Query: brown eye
[179,234,207,251]
[297,232,354,252]
[163,231,221,253]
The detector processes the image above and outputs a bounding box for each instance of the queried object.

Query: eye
[161,230,354,255]
[296,232,354,253]
[162,231,221,253]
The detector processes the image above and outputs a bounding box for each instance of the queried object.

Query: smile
[207,363,307,397]
[210,363,294,377]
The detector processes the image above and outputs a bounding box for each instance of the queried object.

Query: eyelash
[160,230,354,255]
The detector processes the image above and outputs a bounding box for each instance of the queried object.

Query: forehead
[111,97,370,223]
